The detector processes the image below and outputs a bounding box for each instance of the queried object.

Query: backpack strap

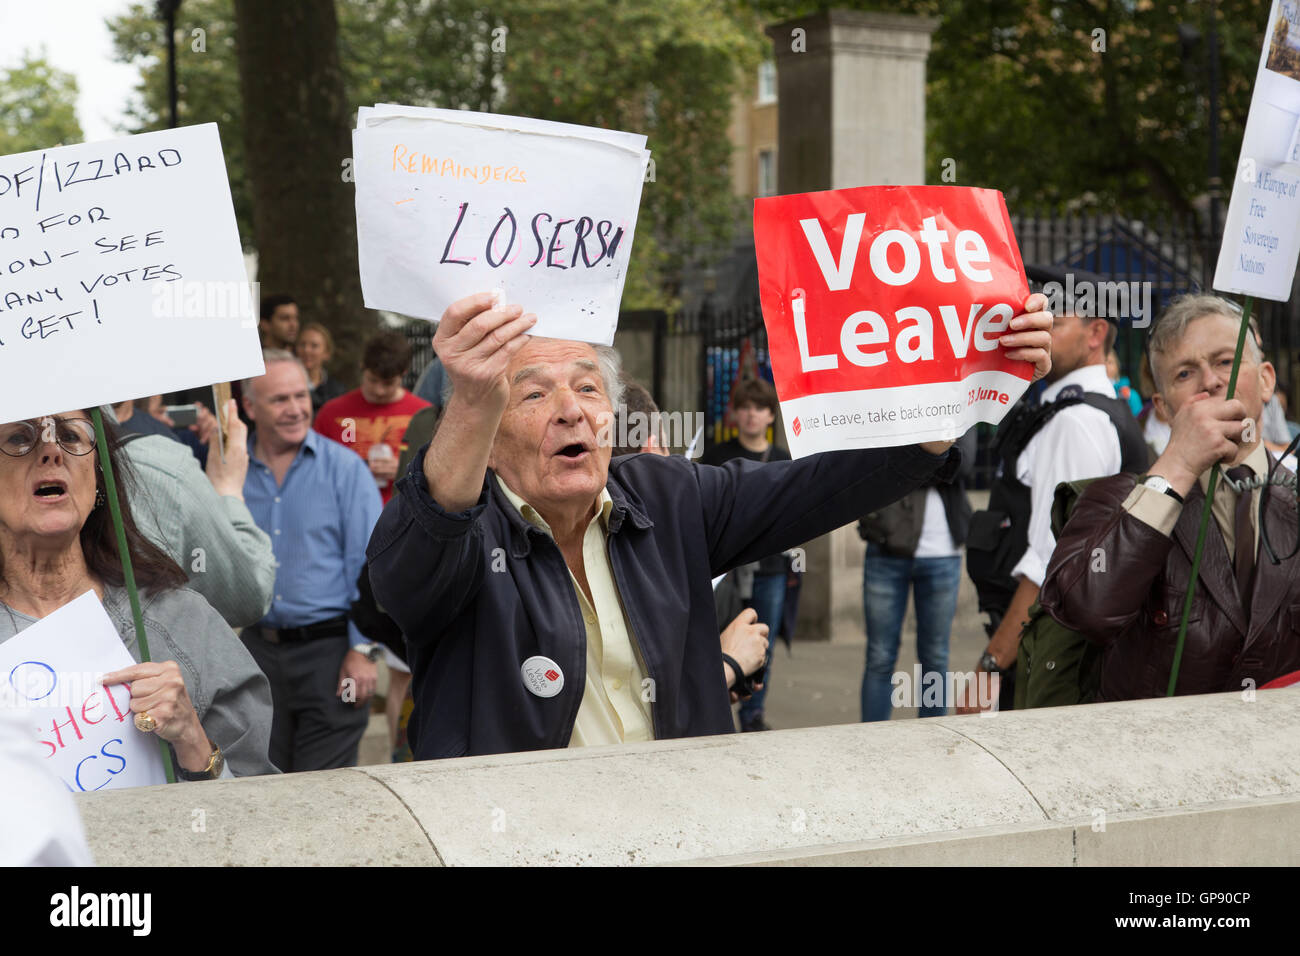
[1049,477,1104,538]
[1000,387,1149,476]
[1075,392,1152,473]
[993,393,1087,465]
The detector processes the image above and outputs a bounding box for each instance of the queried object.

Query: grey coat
[0,586,277,780]
[120,434,276,629]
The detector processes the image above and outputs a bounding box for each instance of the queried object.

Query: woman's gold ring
[134,711,158,733]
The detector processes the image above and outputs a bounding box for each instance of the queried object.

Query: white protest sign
[0,591,165,793]
[1214,0,1300,300]
[353,105,650,344]
[362,103,648,152]
[0,124,262,423]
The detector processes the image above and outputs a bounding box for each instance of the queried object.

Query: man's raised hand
[434,292,537,414]
[1005,292,1054,384]
[421,293,536,513]
[918,293,1053,456]
[1150,392,1251,496]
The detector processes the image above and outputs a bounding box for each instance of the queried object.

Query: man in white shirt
[1008,356,1125,585]
[962,270,1149,711]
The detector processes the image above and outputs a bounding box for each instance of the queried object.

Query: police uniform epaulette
[1054,384,1085,402]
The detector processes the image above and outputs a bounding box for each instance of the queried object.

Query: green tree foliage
[108,0,763,309]
[108,3,249,236]
[493,1,763,306]
[739,0,1266,221]
[233,0,367,367]
[0,52,84,155]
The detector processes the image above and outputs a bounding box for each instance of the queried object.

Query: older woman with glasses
[0,410,276,781]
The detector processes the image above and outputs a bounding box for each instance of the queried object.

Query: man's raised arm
[694,294,1053,576]
[914,296,1053,458]
[422,292,537,512]
[366,293,535,643]
[1041,390,1252,641]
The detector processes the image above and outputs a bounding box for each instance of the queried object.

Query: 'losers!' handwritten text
[439,203,625,271]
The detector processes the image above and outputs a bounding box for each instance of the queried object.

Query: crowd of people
[4,275,1299,807]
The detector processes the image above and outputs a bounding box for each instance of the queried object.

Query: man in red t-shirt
[315,330,430,506]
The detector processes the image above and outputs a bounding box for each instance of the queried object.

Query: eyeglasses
[0,418,98,457]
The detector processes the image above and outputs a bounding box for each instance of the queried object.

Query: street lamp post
[157,0,183,129]
[1207,0,1222,246]
[1179,2,1223,266]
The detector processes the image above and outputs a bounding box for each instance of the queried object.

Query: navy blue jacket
[366,443,957,759]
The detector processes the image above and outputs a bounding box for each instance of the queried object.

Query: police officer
[960,266,1149,712]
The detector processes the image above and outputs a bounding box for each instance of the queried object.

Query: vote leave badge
[754,185,1032,456]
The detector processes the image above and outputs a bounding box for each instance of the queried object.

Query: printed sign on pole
[1215,0,1300,300]
[0,591,166,793]
[353,105,651,345]
[754,185,1032,456]
[0,124,262,423]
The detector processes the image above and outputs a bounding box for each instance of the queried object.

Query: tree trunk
[233,0,373,385]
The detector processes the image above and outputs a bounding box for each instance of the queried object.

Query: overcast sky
[0,0,140,143]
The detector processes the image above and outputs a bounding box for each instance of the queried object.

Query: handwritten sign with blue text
[0,591,165,793]
[0,124,263,423]
[353,105,650,345]
[1215,0,1300,300]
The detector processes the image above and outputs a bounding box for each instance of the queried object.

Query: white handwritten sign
[1215,0,1300,300]
[0,124,262,423]
[0,591,165,793]
[353,105,650,345]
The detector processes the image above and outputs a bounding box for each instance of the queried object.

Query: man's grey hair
[443,344,626,409]
[242,348,311,402]
[1148,294,1262,393]
[593,346,626,409]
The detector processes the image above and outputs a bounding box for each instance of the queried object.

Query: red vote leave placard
[754,185,1032,455]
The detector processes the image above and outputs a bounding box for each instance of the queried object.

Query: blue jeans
[860,546,962,722]
[738,571,786,724]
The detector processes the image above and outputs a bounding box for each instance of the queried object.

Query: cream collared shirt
[1123,441,1270,558]
[495,475,653,747]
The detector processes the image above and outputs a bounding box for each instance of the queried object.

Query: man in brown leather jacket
[1040,294,1300,700]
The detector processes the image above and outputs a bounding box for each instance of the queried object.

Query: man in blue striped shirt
[240,350,384,772]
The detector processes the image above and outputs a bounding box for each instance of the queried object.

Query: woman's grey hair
[1148,294,1261,393]
[442,344,625,409]
[242,348,311,401]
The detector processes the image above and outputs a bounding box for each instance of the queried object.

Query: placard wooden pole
[212,382,232,462]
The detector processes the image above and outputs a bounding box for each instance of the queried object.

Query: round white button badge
[521,656,564,698]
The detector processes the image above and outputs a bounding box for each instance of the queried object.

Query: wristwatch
[979,650,1004,673]
[177,741,224,781]
[353,642,383,661]
[1141,474,1184,504]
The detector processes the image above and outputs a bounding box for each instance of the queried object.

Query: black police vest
[967,386,1150,626]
